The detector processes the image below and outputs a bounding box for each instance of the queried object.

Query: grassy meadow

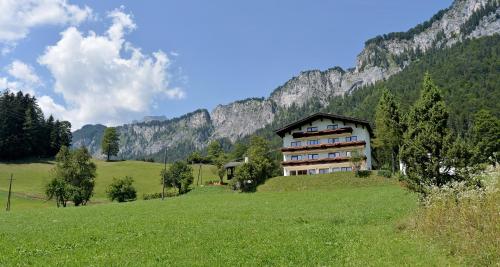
[0,172,459,266]
[0,160,219,203]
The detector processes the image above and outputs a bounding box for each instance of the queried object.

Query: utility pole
[6,174,13,212]
[162,147,167,200]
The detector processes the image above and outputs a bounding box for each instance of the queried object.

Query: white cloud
[38,95,67,117]
[38,8,185,129]
[7,60,41,85]
[0,0,92,47]
[0,60,42,95]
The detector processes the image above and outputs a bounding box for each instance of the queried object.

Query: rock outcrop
[72,0,500,160]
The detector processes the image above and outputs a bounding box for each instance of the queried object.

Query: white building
[275,113,372,176]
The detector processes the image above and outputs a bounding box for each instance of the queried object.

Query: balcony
[292,127,352,138]
[282,140,366,153]
[281,155,367,166]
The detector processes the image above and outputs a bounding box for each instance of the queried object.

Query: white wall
[281,118,372,170]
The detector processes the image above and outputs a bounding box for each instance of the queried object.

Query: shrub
[377,169,392,178]
[142,192,177,200]
[106,176,137,202]
[409,172,500,265]
[160,161,194,194]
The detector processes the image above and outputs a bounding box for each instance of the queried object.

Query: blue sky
[0,0,452,129]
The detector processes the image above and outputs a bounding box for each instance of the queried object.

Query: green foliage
[206,140,223,163]
[229,141,248,160]
[160,161,194,194]
[0,90,71,160]
[46,146,97,206]
[231,136,276,192]
[106,176,137,202]
[101,127,120,161]
[212,154,228,184]
[460,1,500,36]
[325,35,500,135]
[471,109,500,164]
[410,172,500,266]
[374,88,402,172]
[45,177,70,207]
[186,150,204,163]
[350,151,364,177]
[400,74,452,194]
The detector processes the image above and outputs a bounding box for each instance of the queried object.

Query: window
[308,169,316,175]
[346,136,358,142]
[346,151,351,157]
[319,168,329,174]
[290,141,302,147]
[289,170,297,176]
[307,127,318,132]
[332,167,341,172]
[291,155,302,161]
[329,152,341,158]
[308,154,319,160]
[297,170,307,175]
[328,138,340,144]
[327,124,338,130]
[341,167,352,172]
[307,139,319,145]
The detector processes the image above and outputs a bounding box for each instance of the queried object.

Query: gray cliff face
[117,109,212,159]
[211,98,275,142]
[72,0,500,159]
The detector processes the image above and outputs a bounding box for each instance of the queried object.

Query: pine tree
[400,74,451,194]
[101,127,120,161]
[373,88,402,172]
[471,109,500,165]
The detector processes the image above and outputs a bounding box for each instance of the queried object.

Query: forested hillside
[250,35,500,151]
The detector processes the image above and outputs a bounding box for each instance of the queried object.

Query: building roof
[224,161,244,168]
[275,112,373,137]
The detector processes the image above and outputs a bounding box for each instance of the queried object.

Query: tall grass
[409,171,500,265]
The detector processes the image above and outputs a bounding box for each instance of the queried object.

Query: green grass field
[0,172,457,266]
[0,160,219,203]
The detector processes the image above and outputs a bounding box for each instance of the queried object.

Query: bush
[409,172,500,265]
[142,192,177,200]
[106,176,137,202]
[377,169,392,178]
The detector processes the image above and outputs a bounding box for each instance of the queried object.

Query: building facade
[275,113,372,176]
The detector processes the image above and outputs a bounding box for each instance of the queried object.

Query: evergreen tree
[101,127,120,161]
[373,88,402,172]
[400,74,451,194]
[471,110,500,165]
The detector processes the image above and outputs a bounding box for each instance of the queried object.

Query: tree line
[374,73,499,195]
[0,90,72,160]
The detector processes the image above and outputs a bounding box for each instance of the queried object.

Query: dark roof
[275,112,373,137]
[224,162,244,168]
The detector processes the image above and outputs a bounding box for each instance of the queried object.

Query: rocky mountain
[72,0,500,161]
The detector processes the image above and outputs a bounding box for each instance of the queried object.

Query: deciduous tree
[101,127,120,161]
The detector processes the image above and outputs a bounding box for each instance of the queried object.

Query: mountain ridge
[72,0,500,161]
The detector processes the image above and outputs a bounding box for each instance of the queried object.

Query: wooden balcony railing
[282,140,366,153]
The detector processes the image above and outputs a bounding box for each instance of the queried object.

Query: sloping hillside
[0,173,456,265]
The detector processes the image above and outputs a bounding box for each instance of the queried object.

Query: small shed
[224,162,244,180]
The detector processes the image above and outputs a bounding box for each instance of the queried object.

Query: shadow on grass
[0,157,54,165]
